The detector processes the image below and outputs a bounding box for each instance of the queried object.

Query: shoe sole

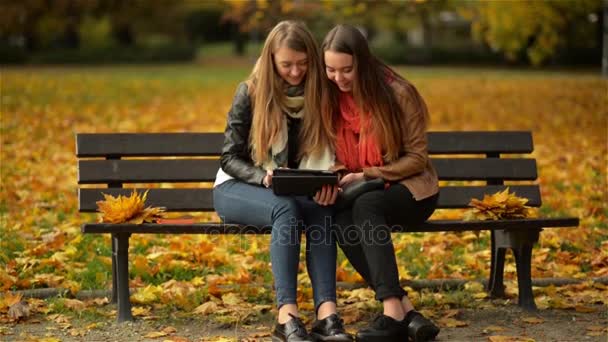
[355,333,407,342]
[311,332,353,341]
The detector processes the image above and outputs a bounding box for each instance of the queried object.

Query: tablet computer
[272,169,338,196]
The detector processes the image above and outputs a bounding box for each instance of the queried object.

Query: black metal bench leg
[488,230,506,297]
[513,244,537,311]
[111,234,118,304]
[492,229,540,311]
[113,233,133,322]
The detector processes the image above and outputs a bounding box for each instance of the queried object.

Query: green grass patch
[74,257,112,290]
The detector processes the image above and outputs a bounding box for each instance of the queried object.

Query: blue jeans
[213,179,337,311]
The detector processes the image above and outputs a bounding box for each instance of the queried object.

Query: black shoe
[310,313,353,341]
[272,313,315,342]
[405,311,440,342]
[355,314,408,342]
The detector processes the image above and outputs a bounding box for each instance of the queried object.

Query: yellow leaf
[488,336,536,342]
[63,298,86,311]
[145,331,169,338]
[132,306,152,316]
[191,276,205,287]
[2,292,23,307]
[131,285,162,304]
[221,293,241,306]
[465,188,534,220]
[438,317,468,327]
[521,316,544,324]
[162,326,177,334]
[483,325,506,332]
[86,322,101,329]
[96,190,165,224]
[192,301,218,315]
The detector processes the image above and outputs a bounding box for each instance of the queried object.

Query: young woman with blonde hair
[213,21,349,342]
[321,24,441,342]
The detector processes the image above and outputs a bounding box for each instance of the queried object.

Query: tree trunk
[233,29,246,56]
[113,23,135,47]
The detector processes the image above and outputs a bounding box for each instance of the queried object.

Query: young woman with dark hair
[321,24,441,342]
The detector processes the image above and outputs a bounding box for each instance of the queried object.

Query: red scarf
[335,92,384,172]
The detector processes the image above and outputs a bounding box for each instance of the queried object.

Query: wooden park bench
[76,131,579,322]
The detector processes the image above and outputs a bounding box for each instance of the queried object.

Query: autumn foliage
[96,190,165,224]
[0,66,606,336]
[464,188,535,221]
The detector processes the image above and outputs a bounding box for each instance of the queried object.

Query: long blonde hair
[248,20,331,166]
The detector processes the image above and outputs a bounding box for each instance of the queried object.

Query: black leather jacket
[219,82,301,185]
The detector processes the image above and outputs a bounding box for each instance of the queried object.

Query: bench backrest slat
[78,185,542,212]
[77,158,537,184]
[76,131,540,214]
[76,133,224,157]
[76,131,532,157]
[78,159,219,183]
[427,131,532,154]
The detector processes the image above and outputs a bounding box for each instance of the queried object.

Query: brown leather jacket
[335,80,439,201]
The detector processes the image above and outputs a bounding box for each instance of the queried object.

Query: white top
[213,167,234,187]
[213,147,334,188]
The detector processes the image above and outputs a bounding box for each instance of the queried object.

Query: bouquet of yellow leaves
[96,190,165,224]
[463,188,536,221]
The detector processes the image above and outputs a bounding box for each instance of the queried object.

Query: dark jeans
[213,179,337,311]
[334,183,438,301]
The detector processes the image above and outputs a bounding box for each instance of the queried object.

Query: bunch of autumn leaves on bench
[96,188,534,224]
[97,190,165,224]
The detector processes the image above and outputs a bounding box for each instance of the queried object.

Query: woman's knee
[272,197,301,221]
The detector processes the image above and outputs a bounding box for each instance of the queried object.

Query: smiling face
[324,50,355,93]
[273,46,308,86]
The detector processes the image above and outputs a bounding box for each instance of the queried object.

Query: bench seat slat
[76,131,533,157]
[78,158,537,184]
[81,217,579,234]
[78,185,542,212]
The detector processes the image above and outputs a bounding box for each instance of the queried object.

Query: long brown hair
[248,20,330,166]
[321,24,420,162]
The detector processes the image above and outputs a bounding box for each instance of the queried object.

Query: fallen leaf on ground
[86,322,101,329]
[63,298,86,310]
[162,326,177,334]
[193,301,218,315]
[8,301,30,320]
[221,293,241,306]
[438,317,468,327]
[90,297,109,306]
[145,331,170,338]
[488,336,535,342]
[483,325,506,333]
[521,316,544,324]
[133,306,152,316]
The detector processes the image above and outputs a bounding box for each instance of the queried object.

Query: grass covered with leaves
[1,65,606,325]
